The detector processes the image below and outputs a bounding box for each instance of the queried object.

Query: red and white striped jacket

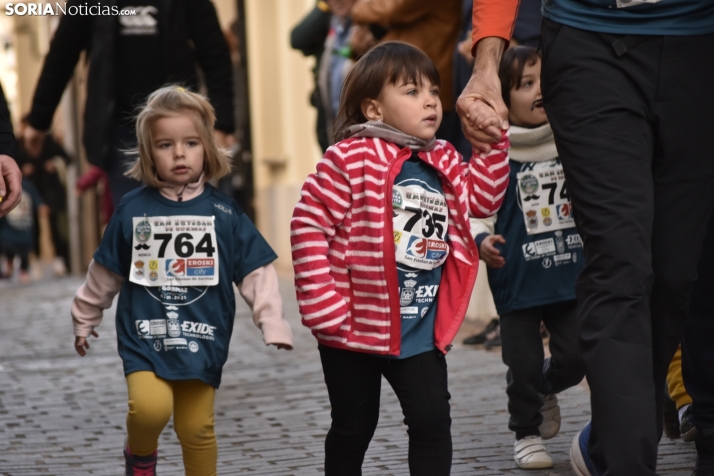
[291,135,509,355]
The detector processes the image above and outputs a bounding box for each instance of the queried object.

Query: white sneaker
[539,394,561,440]
[514,436,554,469]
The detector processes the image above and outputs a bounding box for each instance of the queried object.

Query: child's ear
[361,99,382,122]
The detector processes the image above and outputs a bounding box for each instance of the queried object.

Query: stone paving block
[0,277,698,475]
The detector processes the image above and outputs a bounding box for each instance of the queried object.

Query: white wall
[244,0,324,270]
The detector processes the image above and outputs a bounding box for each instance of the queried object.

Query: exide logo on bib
[187,258,215,276]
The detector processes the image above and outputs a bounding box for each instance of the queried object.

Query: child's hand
[461,102,503,154]
[480,235,506,268]
[270,343,293,351]
[74,330,98,357]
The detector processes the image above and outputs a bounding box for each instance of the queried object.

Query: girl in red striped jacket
[290,41,509,475]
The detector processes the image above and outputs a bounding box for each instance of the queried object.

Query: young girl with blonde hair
[71,85,293,476]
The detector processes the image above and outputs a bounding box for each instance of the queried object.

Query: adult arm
[26,2,93,132]
[24,2,92,157]
[290,4,331,56]
[456,0,519,153]
[0,81,15,159]
[0,81,20,216]
[188,0,235,134]
[290,145,353,335]
[351,0,432,27]
[237,264,294,349]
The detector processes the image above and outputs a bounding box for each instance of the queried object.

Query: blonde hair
[125,85,232,187]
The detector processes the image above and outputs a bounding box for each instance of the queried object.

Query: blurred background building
[0,0,321,275]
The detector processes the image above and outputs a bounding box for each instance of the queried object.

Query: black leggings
[500,300,584,439]
[318,345,451,476]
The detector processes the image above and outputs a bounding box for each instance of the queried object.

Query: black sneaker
[484,324,501,350]
[663,392,681,439]
[683,406,699,443]
[463,318,499,345]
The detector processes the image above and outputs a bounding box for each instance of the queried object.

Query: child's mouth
[530,98,543,111]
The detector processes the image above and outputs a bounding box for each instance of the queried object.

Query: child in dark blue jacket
[473,46,585,469]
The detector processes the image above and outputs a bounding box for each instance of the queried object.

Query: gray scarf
[343,121,436,152]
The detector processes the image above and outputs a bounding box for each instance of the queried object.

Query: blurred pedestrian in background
[16,116,71,273]
[0,168,49,283]
[351,0,462,144]
[23,0,234,205]
[75,165,114,230]
[317,0,364,144]
[291,1,332,152]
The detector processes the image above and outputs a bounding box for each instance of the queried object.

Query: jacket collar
[157,173,205,202]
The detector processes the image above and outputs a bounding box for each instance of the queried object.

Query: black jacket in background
[290,4,331,152]
[0,82,15,159]
[27,0,233,168]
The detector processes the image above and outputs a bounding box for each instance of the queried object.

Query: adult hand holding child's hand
[456,37,509,154]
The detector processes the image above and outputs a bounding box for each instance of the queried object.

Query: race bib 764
[130,215,219,286]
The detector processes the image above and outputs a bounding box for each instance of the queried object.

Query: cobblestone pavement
[0,276,697,475]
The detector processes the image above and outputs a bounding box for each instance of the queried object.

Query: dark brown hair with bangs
[498,46,541,109]
[333,41,440,142]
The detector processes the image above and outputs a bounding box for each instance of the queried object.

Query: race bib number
[517,166,575,235]
[130,215,219,286]
[392,185,449,270]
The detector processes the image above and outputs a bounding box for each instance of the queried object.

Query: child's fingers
[90,330,99,338]
[465,100,502,131]
[491,258,505,268]
[461,121,497,153]
[271,343,293,351]
[74,337,88,357]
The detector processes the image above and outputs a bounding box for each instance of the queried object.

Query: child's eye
[158,143,171,149]
[431,89,440,96]
[407,89,418,96]
[187,140,199,147]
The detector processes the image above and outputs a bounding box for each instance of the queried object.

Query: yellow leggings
[666,345,692,410]
[126,371,217,476]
